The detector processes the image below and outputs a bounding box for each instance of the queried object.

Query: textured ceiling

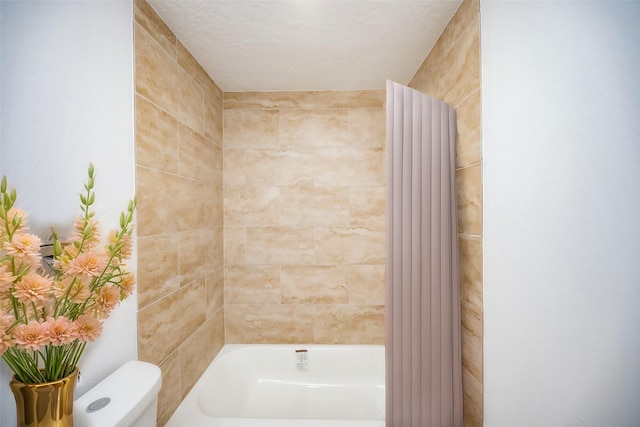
[147,0,462,92]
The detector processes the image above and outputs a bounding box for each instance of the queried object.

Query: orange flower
[0,264,16,298]
[93,285,120,319]
[13,273,52,305]
[13,320,47,351]
[119,273,136,298]
[42,316,77,346]
[3,232,42,268]
[0,311,15,355]
[67,251,107,279]
[74,314,102,342]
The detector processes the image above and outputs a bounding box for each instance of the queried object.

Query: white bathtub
[166,344,385,427]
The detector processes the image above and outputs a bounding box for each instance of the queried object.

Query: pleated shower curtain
[385,81,463,427]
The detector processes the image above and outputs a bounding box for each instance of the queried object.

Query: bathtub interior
[193,344,385,421]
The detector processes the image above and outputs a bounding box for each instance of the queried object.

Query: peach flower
[3,232,42,268]
[13,273,52,305]
[67,251,107,279]
[42,316,77,346]
[74,314,102,342]
[119,273,136,298]
[0,264,16,298]
[0,311,15,355]
[93,286,120,319]
[13,320,47,351]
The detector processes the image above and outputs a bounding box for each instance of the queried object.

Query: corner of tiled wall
[133,1,224,425]
[409,0,484,425]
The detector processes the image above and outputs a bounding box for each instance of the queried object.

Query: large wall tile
[204,95,223,145]
[456,163,482,236]
[461,305,483,382]
[224,90,384,110]
[224,304,247,343]
[348,187,385,228]
[244,146,385,188]
[223,226,246,266]
[174,177,207,231]
[135,95,179,174]
[223,109,279,148]
[315,226,385,265]
[206,267,224,319]
[138,279,207,365]
[462,367,483,427]
[459,234,482,310]
[179,229,218,287]
[179,323,210,398]
[156,351,180,427]
[176,40,219,101]
[349,265,385,305]
[136,166,181,236]
[244,149,314,187]
[311,147,384,187]
[210,142,223,187]
[137,234,180,309]
[456,88,482,168]
[279,109,350,147]
[135,24,179,117]
[205,182,223,229]
[206,307,225,359]
[279,186,350,226]
[134,0,176,58]
[224,186,280,226]
[314,305,385,344]
[281,266,349,304]
[462,326,482,387]
[177,69,204,135]
[223,149,247,188]
[244,304,315,343]
[178,123,216,182]
[348,108,386,147]
[225,265,281,304]
[245,226,315,265]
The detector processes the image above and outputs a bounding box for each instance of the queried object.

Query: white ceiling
[147,0,463,92]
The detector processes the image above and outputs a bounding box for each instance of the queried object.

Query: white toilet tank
[74,361,162,427]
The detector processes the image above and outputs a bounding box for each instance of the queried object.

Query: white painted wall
[0,1,135,425]
[482,1,640,426]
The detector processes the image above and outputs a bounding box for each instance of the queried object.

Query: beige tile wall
[223,91,386,345]
[409,1,483,425]
[133,1,224,425]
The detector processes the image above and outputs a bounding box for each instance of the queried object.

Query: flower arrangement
[0,164,135,384]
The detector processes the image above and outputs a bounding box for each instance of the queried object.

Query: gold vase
[9,369,79,427]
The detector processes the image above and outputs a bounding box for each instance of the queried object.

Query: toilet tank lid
[74,360,162,420]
